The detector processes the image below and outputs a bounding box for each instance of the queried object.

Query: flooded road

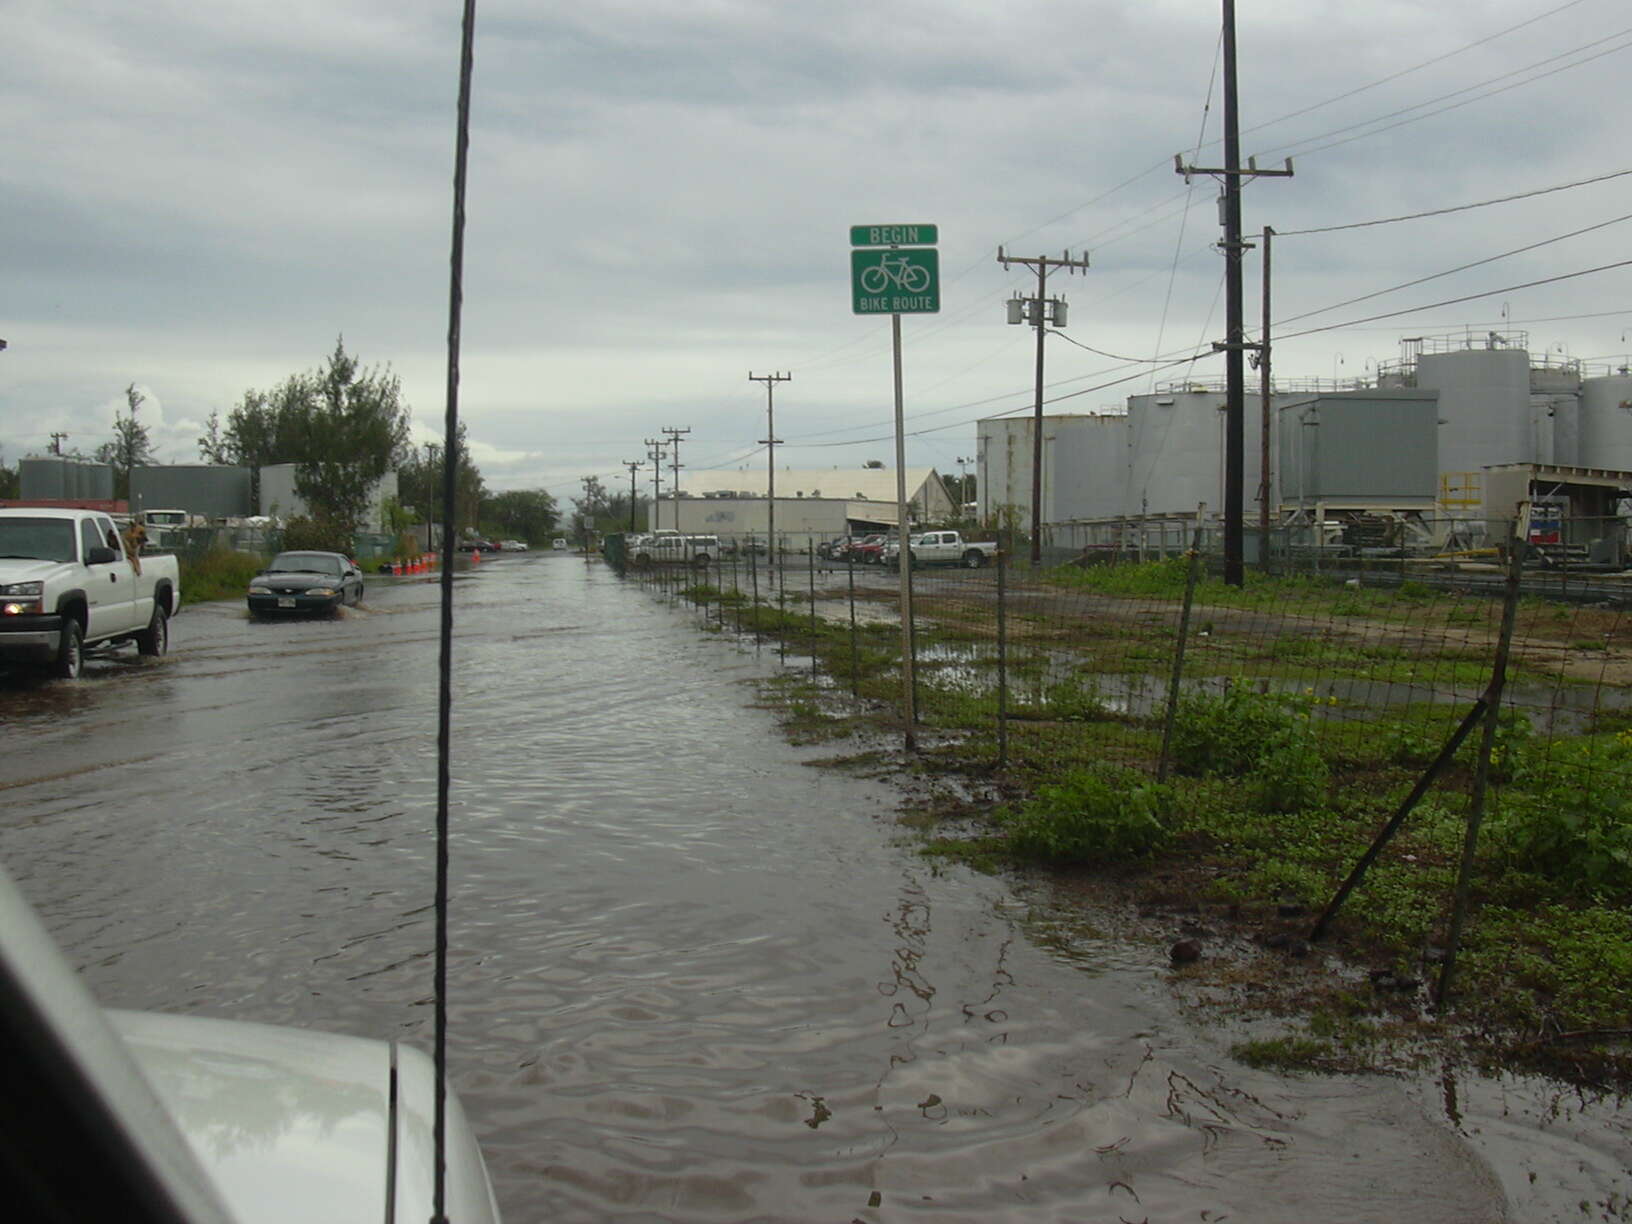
[1,553,1625,1222]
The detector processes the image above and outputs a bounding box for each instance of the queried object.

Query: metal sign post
[852,223,940,751]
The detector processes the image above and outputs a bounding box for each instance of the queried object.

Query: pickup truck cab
[890,530,1000,569]
[0,507,181,678]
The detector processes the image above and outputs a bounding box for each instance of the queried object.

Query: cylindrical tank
[1578,375,1632,470]
[1546,393,1580,468]
[1125,390,1239,516]
[1417,349,1532,475]
[1529,395,1558,467]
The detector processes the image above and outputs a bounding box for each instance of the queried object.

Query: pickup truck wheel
[136,604,168,657]
[53,620,84,680]
[963,550,987,568]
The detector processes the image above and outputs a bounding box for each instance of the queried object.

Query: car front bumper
[0,613,65,662]
[247,593,343,615]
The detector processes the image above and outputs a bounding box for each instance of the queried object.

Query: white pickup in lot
[0,507,180,678]
[887,530,1000,568]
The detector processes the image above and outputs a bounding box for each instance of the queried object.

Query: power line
[1272,257,1632,342]
[1240,0,1596,144]
[1258,27,1632,162]
[1276,166,1632,237]
[1004,0,1598,257]
[1273,209,1632,329]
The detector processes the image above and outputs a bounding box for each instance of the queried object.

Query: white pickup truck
[889,530,1001,568]
[0,507,180,678]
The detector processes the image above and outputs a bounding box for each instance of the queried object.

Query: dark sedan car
[247,551,364,616]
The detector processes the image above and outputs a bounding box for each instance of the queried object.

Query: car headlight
[248,584,271,595]
[0,581,44,598]
[307,587,336,597]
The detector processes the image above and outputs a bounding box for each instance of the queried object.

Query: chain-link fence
[616,522,1632,1021]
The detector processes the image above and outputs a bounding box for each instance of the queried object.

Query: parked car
[850,533,892,565]
[247,551,364,616]
[499,539,529,552]
[816,536,852,560]
[632,532,719,566]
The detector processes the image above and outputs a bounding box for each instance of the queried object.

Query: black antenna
[434,0,478,1220]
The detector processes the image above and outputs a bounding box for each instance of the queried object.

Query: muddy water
[1,555,1625,1222]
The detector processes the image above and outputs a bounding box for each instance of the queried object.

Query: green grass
[698,567,1632,1079]
[179,549,267,606]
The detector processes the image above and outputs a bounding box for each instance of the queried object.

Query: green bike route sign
[850,247,939,315]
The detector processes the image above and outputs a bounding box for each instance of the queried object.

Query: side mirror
[86,546,118,565]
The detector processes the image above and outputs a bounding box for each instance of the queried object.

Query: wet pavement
[1,552,1626,1221]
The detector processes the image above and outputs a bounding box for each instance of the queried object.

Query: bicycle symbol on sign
[859,252,932,295]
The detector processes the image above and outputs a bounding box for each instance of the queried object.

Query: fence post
[749,546,760,646]
[1157,517,1205,782]
[777,537,787,665]
[1435,521,1524,1011]
[997,545,1008,770]
[848,549,859,700]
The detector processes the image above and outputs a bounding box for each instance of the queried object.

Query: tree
[196,409,232,463]
[228,338,413,534]
[399,422,485,537]
[481,489,559,544]
[95,383,156,500]
[0,449,18,500]
[290,340,411,535]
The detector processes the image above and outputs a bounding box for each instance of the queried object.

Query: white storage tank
[1416,348,1533,475]
[976,413,1124,524]
[1545,393,1580,468]
[1577,374,1632,469]
[1125,389,1237,517]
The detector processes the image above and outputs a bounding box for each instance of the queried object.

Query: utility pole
[1175,0,1292,585]
[662,426,690,535]
[49,432,68,456]
[578,475,603,551]
[622,459,643,532]
[1257,225,1274,566]
[644,437,667,529]
[996,247,1089,565]
[749,372,790,564]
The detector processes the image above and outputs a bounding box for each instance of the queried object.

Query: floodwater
[0,554,1625,1222]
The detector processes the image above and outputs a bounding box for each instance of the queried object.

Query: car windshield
[267,552,343,575]
[0,518,76,563]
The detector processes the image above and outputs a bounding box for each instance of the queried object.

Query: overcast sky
[3,0,1629,505]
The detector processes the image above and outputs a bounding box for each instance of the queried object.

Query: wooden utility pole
[749,371,790,563]
[1176,0,1292,585]
[644,437,667,527]
[996,247,1089,565]
[622,459,643,531]
[662,426,690,533]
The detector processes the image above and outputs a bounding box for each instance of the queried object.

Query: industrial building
[669,467,955,543]
[978,330,1632,563]
[13,458,394,535]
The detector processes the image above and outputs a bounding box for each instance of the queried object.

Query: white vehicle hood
[0,558,69,582]
[109,1010,501,1224]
